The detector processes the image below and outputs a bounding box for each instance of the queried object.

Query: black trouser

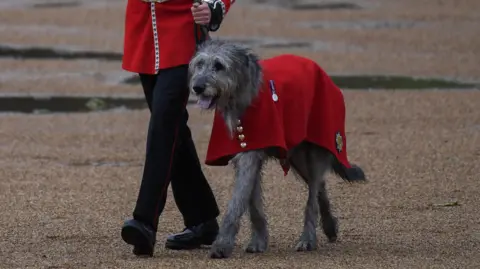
[133,65,219,231]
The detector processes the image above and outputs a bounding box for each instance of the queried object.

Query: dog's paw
[209,243,234,259]
[245,231,268,254]
[245,239,268,253]
[295,239,318,252]
[295,231,318,251]
[322,216,338,243]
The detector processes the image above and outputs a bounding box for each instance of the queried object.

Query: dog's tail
[332,159,366,182]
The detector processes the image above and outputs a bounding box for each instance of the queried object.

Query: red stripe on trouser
[152,94,190,225]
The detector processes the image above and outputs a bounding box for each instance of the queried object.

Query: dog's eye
[196,60,204,68]
[214,61,224,71]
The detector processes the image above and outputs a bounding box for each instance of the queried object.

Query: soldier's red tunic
[122,0,235,74]
[205,54,353,175]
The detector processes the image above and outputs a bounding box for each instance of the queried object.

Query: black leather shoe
[121,219,156,257]
[165,219,219,250]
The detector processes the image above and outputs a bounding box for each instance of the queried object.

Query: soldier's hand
[191,2,211,25]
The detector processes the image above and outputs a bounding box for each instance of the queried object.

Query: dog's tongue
[197,97,213,109]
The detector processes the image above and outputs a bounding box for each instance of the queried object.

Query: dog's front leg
[210,151,266,259]
[245,174,269,254]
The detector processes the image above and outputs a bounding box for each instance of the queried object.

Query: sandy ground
[0,0,479,95]
[0,0,479,268]
[1,90,479,268]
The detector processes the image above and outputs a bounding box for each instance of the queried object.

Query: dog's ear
[243,49,258,68]
[244,54,250,67]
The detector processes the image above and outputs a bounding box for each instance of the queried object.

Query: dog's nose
[193,84,205,94]
[192,77,207,94]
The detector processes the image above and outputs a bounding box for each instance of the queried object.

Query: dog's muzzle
[192,77,208,94]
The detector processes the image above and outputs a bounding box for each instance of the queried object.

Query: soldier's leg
[165,108,220,250]
[121,65,192,256]
[139,73,219,227]
[139,74,155,112]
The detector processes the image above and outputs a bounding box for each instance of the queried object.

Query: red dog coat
[205,54,353,175]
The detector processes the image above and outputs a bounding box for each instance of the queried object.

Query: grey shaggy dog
[189,39,366,259]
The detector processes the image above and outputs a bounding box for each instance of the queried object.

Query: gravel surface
[1,91,479,268]
[0,0,479,268]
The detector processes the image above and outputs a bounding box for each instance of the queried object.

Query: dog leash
[193,0,210,48]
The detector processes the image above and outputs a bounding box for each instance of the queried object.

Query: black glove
[206,0,225,32]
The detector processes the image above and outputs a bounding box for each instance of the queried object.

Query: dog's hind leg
[316,151,339,243]
[289,143,329,251]
[291,145,339,244]
[210,151,266,259]
[245,174,269,253]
